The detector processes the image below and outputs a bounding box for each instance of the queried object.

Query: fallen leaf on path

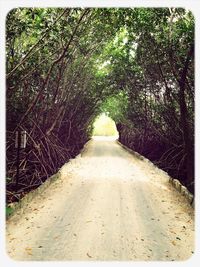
[162,211,169,215]
[171,241,176,246]
[87,252,92,258]
[86,220,92,223]
[25,247,33,255]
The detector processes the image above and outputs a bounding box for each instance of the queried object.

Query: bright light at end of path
[92,136,118,141]
[92,113,119,141]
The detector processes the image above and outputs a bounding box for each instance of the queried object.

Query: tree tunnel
[6,8,194,202]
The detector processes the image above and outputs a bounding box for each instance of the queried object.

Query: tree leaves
[6,8,194,202]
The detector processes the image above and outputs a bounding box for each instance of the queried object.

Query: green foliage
[6,206,14,217]
[6,7,194,201]
[100,92,129,123]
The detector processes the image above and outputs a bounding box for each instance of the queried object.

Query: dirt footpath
[6,137,194,261]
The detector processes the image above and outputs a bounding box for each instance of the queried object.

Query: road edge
[6,140,93,220]
[117,140,194,208]
[6,171,62,220]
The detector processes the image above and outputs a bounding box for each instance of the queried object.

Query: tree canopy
[6,8,194,202]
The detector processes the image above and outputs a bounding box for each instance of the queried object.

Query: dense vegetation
[6,8,194,202]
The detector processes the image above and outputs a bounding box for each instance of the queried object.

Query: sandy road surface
[6,137,194,261]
